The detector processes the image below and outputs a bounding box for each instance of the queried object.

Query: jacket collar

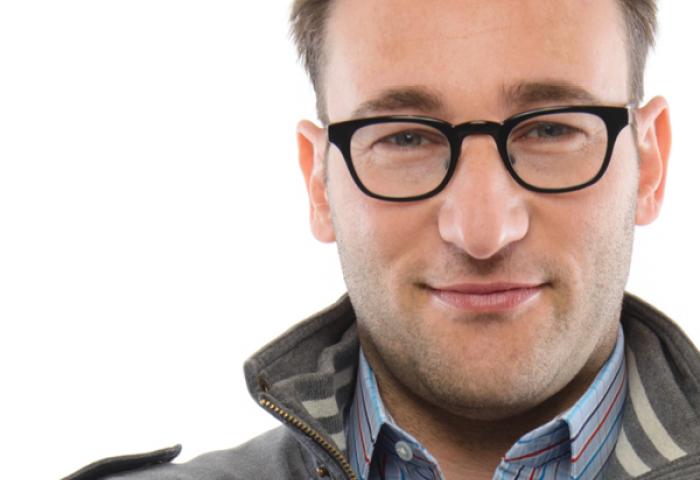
[244,295,358,453]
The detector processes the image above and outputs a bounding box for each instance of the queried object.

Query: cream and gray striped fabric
[600,300,700,478]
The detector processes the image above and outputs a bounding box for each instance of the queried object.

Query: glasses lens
[350,121,451,198]
[506,112,608,190]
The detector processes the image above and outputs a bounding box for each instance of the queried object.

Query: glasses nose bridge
[452,120,503,151]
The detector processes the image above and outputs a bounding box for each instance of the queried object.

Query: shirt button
[395,440,414,461]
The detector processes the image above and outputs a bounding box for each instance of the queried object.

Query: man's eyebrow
[347,82,600,120]
[350,87,444,119]
[502,81,601,108]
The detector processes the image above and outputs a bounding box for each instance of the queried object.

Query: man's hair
[290,0,657,124]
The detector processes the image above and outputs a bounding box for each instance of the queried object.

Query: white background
[0,2,698,479]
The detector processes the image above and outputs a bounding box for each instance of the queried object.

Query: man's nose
[437,137,530,260]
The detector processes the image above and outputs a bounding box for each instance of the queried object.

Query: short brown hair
[290,0,658,123]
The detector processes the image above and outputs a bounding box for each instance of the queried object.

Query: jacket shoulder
[62,445,182,480]
[182,426,320,479]
[64,427,318,480]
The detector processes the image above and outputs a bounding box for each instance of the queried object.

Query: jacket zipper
[259,397,358,480]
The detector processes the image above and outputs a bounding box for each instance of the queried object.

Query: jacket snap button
[315,465,330,477]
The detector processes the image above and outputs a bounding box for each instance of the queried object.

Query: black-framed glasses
[327,105,634,201]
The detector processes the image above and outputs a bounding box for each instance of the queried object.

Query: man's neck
[361,338,617,480]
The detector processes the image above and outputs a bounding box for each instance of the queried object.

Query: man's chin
[411,367,560,422]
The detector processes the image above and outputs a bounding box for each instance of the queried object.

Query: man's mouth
[427,282,546,312]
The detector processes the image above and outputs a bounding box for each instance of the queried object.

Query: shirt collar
[346,348,388,479]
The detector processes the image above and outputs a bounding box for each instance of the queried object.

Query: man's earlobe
[634,96,671,226]
[297,120,336,243]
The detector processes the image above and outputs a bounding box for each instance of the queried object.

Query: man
[66,0,700,479]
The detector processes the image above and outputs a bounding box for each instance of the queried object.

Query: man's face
[300,0,667,420]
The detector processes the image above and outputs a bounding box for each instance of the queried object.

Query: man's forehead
[327,0,620,32]
[323,0,628,121]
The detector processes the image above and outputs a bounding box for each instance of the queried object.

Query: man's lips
[427,282,546,312]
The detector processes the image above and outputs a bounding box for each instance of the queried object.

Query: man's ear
[634,96,671,226]
[297,120,336,242]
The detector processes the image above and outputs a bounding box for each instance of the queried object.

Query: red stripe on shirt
[356,392,371,464]
[504,435,569,462]
[571,372,625,462]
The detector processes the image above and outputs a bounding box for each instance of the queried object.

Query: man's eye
[522,122,576,139]
[385,131,426,147]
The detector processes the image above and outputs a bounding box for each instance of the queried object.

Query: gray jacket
[65,294,700,479]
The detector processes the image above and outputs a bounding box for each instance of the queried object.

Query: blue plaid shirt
[346,326,627,479]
